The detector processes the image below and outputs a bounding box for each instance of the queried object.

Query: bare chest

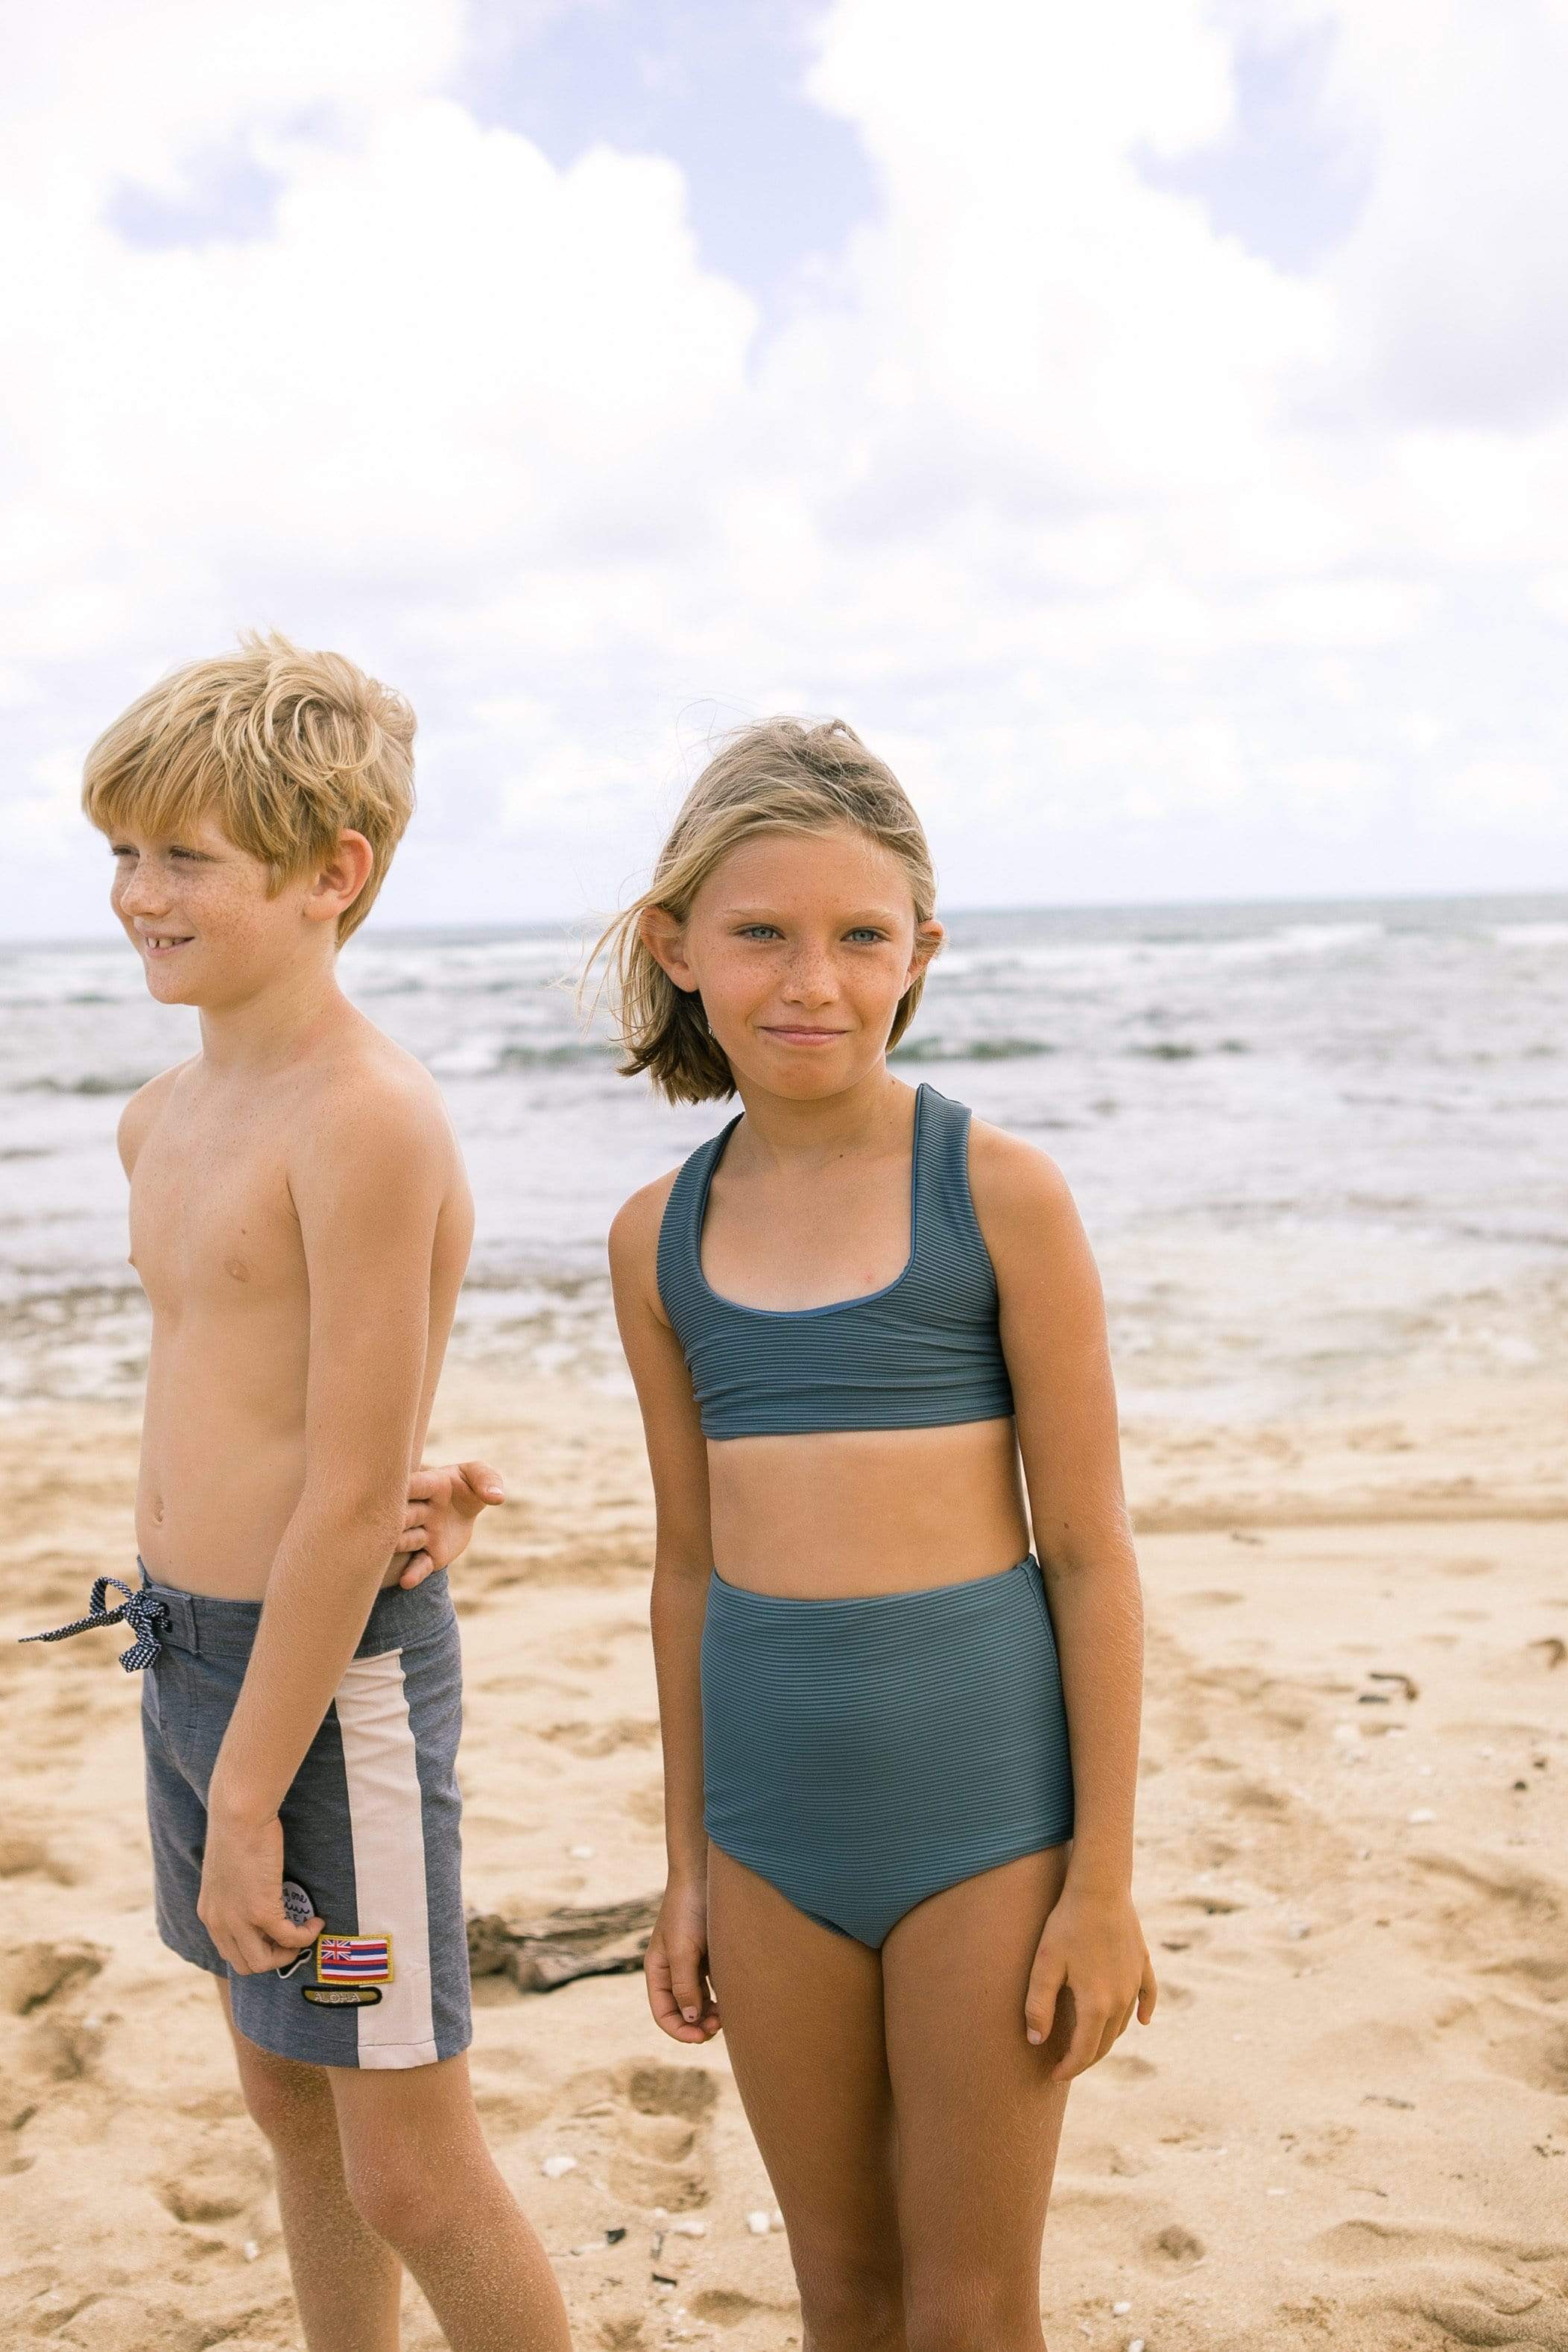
[129,1111,304,1319]
[701,1159,914,1312]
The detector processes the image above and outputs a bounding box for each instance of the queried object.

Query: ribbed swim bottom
[702,1555,1075,1948]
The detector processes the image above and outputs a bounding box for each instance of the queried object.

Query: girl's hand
[1024,1877,1157,2080]
[396,1461,505,1587]
[645,1879,721,2044]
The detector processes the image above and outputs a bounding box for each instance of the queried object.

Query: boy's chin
[139,949,206,1005]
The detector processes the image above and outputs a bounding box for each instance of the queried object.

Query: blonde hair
[593,717,938,1104]
[82,632,416,942]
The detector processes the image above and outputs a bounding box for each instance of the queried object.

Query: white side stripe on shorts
[335,1648,437,2069]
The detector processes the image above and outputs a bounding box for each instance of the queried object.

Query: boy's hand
[396,1460,505,1587]
[197,1811,321,1976]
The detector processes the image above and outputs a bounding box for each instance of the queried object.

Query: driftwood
[467,1895,660,1994]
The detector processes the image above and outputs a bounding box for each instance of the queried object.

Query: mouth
[137,930,195,959]
[760,1025,849,1047]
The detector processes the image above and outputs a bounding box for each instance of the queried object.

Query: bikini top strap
[657,1113,742,1312]
[909,1085,989,1277]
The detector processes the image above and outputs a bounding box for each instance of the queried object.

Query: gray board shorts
[136,1564,472,2070]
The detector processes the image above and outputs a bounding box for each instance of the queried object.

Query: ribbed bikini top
[657,1083,1016,1440]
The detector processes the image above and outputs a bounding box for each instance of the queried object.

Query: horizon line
[4,876,1567,955]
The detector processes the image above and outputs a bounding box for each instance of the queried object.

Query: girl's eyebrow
[718,900,905,922]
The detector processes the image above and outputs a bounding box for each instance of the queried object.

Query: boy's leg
[330,2055,572,2352]
[219,1985,402,2352]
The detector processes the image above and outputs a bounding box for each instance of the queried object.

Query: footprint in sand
[1406,1853,1568,2091]
[0,1939,104,2018]
[1316,2219,1568,2351]
[535,1719,661,1760]
[1101,2052,1158,2082]
[0,1833,73,1882]
[625,1779,666,1830]
[688,2284,799,2330]
[1144,2221,1205,2266]
[158,2134,273,2225]
[558,2058,721,2213]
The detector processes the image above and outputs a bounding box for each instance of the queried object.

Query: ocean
[4,894,1566,1423]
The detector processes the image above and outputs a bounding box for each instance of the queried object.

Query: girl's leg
[706,1844,907,2352]
[881,1847,1075,2352]
[219,1985,402,2352]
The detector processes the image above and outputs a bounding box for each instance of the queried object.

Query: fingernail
[1026,2029,1042,2045]
[683,2008,698,2022]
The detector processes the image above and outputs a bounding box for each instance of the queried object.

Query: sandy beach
[3,1371,1566,2351]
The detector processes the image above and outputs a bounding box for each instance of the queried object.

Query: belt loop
[138,1567,197,1654]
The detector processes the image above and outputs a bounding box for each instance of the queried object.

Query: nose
[116,856,171,919]
[779,942,838,1007]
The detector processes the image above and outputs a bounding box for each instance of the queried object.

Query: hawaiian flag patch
[315,1932,394,1985]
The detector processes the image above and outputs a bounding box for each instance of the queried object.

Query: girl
[602,720,1155,2352]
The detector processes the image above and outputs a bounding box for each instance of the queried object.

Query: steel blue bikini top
[657,1083,1016,1440]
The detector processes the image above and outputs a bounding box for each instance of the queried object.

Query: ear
[905,917,945,990]
[639,904,699,993]
[304,830,376,929]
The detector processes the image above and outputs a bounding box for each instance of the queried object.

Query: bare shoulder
[293,1025,461,1192]
[967,1114,1081,1233]
[116,1060,195,1177]
[608,1167,682,1297]
[967,1114,1102,1309]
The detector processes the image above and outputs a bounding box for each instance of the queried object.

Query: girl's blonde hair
[593,717,938,1104]
[82,632,416,943]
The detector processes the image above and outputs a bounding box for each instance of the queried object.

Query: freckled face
[107,812,312,1009]
[674,826,941,1099]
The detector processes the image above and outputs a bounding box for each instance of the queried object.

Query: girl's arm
[608,1179,721,2045]
[971,1122,1158,2078]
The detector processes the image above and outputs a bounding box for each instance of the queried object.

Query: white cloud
[3,0,1568,932]
[1312,0,1568,431]
[1441,757,1565,826]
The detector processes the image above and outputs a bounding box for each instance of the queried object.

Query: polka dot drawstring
[19,1576,171,1672]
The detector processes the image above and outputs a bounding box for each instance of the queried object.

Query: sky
[4,0,1568,939]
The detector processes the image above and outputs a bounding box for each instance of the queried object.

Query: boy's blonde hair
[82,633,416,942]
[593,717,939,1104]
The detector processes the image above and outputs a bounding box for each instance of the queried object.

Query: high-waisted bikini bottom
[701,1555,1075,1949]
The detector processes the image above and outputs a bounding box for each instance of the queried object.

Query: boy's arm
[198,1081,449,1974]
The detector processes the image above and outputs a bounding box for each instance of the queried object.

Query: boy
[28,637,571,2351]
